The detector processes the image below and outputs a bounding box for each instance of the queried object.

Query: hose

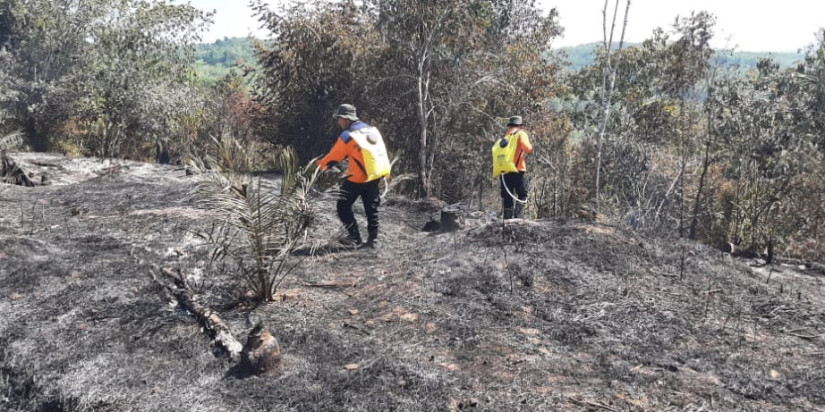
[381,176,390,199]
[500,174,529,204]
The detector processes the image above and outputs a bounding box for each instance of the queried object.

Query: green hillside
[193,38,804,79]
[193,37,258,83]
[559,42,804,71]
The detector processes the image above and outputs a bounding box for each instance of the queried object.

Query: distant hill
[192,37,258,83]
[558,42,804,71]
[190,38,805,82]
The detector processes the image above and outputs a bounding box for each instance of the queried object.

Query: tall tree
[0,0,209,154]
[664,11,715,236]
[594,0,631,202]
[371,0,562,197]
[250,0,380,163]
[254,0,561,199]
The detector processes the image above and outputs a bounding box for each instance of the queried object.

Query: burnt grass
[1,154,824,411]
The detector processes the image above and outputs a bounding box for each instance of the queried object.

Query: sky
[178,0,825,52]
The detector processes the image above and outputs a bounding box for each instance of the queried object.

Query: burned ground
[1,153,824,411]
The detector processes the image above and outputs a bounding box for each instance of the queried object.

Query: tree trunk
[689,111,713,240]
[25,116,48,152]
[417,59,431,198]
[678,100,688,238]
[690,70,718,240]
[149,265,243,361]
[594,0,631,202]
[156,140,170,164]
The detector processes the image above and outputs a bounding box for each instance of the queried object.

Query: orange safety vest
[317,121,371,183]
[508,127,533,172]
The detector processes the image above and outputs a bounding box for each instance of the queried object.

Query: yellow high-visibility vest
[349,127,391,182]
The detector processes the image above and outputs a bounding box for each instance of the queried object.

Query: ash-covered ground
[1,153,824,411]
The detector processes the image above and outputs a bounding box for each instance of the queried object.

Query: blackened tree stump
[440,204,465,232]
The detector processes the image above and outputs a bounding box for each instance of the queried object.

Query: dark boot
[514,204,524,219]
[360,230,378,249]
[344,223,362,246]
[503,208,514,220]
[362,180,380,250]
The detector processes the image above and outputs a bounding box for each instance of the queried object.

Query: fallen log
[720,242,762,259]
[149,265,242,361]
[1,152,36,187]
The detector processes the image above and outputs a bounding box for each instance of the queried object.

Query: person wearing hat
[317,104,383,248]
[497,115,533,219]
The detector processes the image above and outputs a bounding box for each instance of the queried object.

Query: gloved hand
[323,161,346,174]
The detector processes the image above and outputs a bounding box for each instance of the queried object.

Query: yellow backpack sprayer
[491,134,529,205]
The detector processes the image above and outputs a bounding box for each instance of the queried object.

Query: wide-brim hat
[507,116,524,127]
[332,104,359,121]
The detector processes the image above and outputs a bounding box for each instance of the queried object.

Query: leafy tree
[0,0,210,155]
[253,0,562,199]
[250,0,379,163]
[369,0,562,197]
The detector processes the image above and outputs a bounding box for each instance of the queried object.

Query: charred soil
[1,154,824,411]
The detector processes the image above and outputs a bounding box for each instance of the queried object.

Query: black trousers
[337,179,381,243]
[500,172,528,210]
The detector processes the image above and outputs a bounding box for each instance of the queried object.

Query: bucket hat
[507,116,524,127]
[332,104,359,121]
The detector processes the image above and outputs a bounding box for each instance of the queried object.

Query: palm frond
[190,135,322,301]
[0,130,23,151]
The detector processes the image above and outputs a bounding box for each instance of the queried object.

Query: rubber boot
[364,225,378,249]
[514,204,524,219]
[503,208,514,220]
[360,231,377,249]
[344,223,362,246]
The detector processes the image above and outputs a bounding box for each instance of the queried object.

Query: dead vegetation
[1,155,824,411]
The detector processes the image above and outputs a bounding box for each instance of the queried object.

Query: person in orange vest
[316,104,382,248]
[498,116,533,219]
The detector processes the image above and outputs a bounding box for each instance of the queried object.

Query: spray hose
[381,176,390,199]
[500,174,529,204]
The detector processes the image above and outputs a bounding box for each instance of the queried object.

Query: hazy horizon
[177,0,824,53]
